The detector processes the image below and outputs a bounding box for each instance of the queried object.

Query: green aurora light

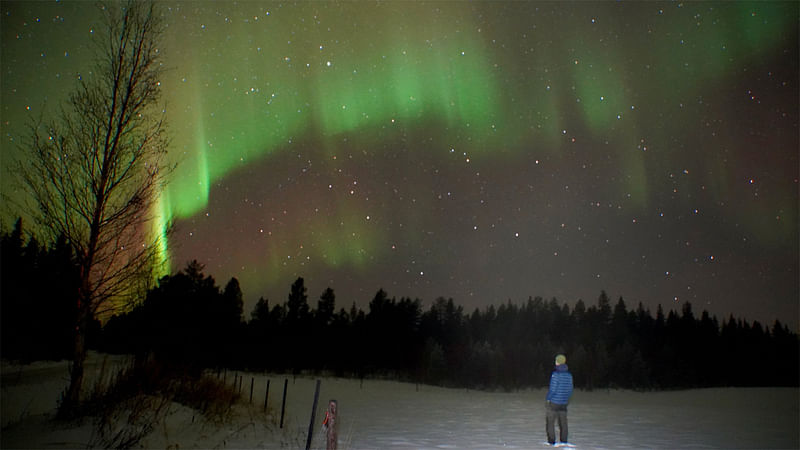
[155,2,793,269]
[1,1,796,326]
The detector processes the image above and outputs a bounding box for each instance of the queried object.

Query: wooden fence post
[305,380,321,450]
[324,399,338,450]
[264,379,270,412]
[280,378,288,429]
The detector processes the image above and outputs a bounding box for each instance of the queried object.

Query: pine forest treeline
[2,221,798,390]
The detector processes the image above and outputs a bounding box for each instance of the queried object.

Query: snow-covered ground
[2,354,798,449]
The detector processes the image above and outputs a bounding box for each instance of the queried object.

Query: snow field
[274,376,798,449]
[2,355,798,449]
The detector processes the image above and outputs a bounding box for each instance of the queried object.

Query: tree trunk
[65,323,86,410]
[62,284,90,416]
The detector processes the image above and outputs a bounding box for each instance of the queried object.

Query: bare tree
[17,0,171,413]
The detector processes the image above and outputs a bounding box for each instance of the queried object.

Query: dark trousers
[546,402,568,444]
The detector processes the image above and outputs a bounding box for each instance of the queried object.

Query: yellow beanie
[555,354,567,365]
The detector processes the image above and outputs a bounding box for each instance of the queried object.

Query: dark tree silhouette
[1,219,102,363]
[77,261,800,391]
[101,261,242,372]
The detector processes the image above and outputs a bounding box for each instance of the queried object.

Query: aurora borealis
[2,1,798,327]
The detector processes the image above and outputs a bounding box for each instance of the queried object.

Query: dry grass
[61,357,243,448]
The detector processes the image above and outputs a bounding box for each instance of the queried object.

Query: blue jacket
[546,364,573,405]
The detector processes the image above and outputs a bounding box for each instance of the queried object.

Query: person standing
[546,354,573,446]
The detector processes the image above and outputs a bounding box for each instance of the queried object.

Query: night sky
[2,1,797,328]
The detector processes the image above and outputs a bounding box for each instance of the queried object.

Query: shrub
[58,356,241,448]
